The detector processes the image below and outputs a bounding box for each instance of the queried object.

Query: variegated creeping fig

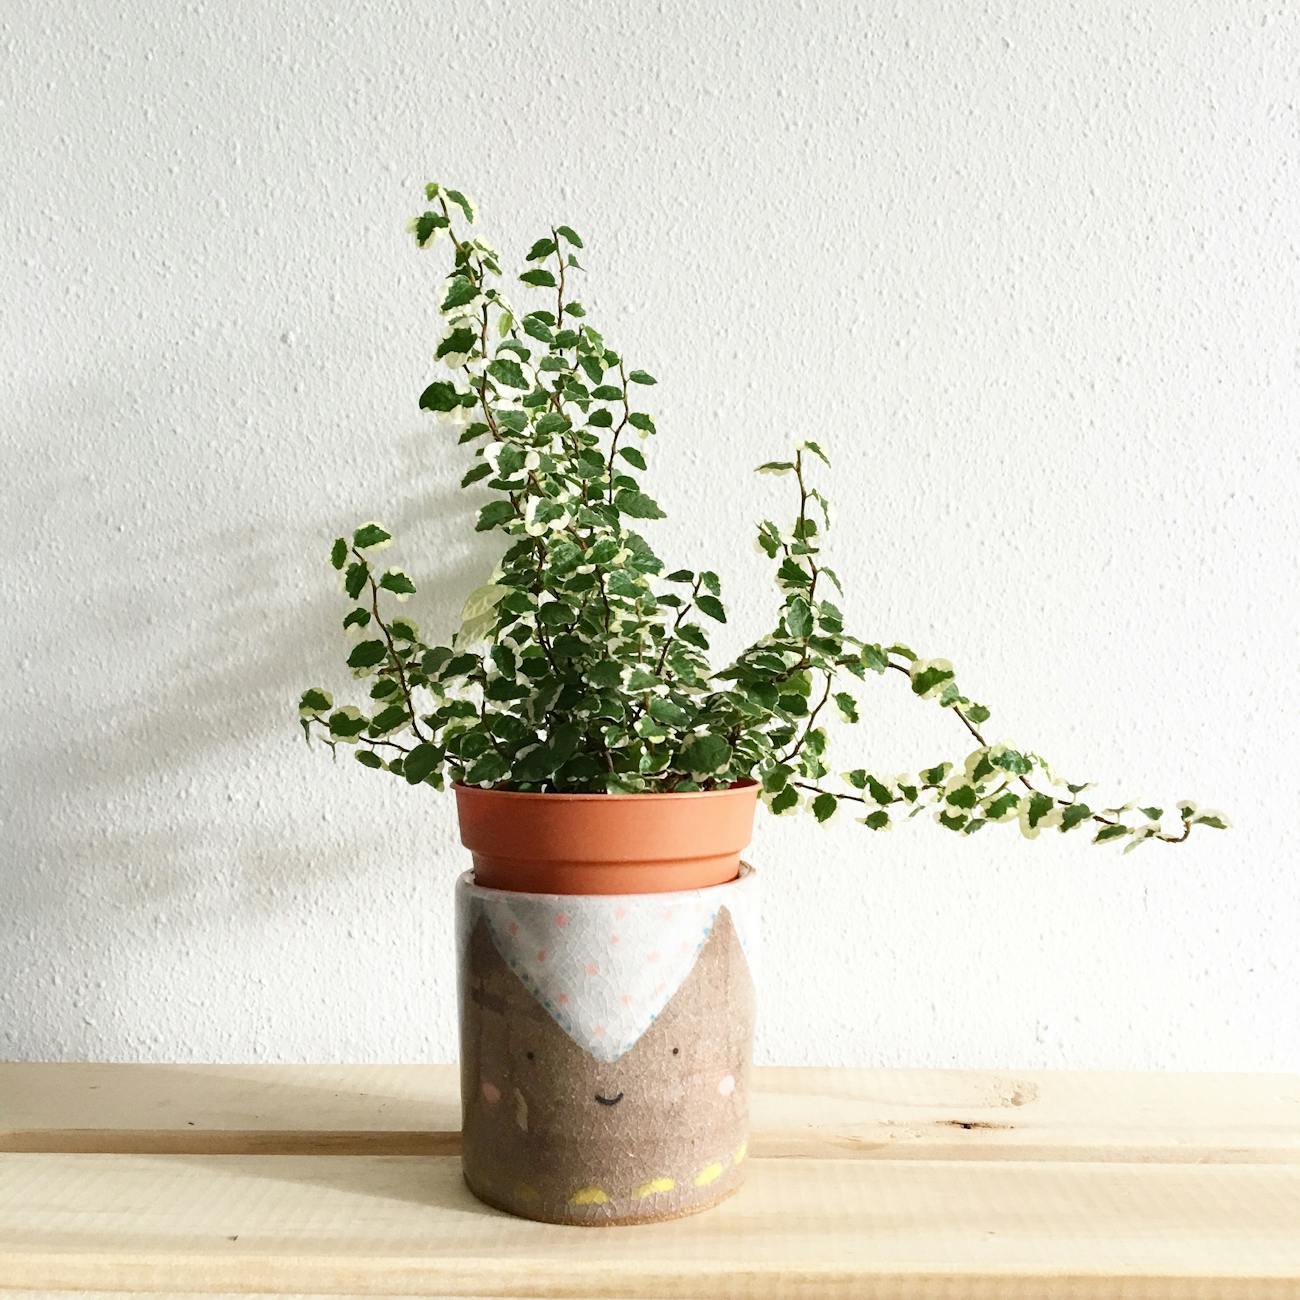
[297,183,1225,852]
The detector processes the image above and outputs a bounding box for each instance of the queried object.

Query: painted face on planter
[462,905,754,1210]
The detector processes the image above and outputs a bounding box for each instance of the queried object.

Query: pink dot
[647,951,660,963]
[481,1080,502,1104]
[557,993,569,1005]
[610,933,620,945]
[661,907,675,919]
[718,1073,736,1096]
[594,1025,606,1038]
[507,921,518,936]
[654,983,666,996]
[614,907,627,920]
[621,994,633,1006]
[536,950,547,963]
[585,961,599,976]
[554,912,569,928]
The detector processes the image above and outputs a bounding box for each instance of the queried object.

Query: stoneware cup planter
[454,783,760,1225]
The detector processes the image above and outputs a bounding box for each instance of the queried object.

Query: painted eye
[671,1047,679,1056]
[525,1051,535,1061]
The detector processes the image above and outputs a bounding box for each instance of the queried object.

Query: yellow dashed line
[568,1186,609,1206]
[693,1162,724,1187]
[634,1176,675,1198]
[733,1140,748,1165]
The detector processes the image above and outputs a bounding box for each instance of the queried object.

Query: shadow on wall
[6,407,493,939]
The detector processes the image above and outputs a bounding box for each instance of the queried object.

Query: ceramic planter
[456,864,759,1225]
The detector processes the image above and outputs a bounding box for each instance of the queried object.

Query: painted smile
[594,1091,624,1106]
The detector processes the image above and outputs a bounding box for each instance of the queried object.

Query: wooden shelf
[2,1064,1299,1297]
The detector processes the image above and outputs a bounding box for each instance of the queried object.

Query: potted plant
[297,183,1225,1225]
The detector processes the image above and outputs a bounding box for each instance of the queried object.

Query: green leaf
[910,662,955,698]
[1140,806,1163,821]
[628,370,656,385]
[618,446,647,470]
[403,742,442,785]
[991,748,1033,775]
[680,733,731,775]
[461,461,492,487]
[801,440,831,467]
[353,523,391,550]
[863,809,891,830]
[556,225,584,248]
[298,688,332,716]
[523,316,554,344]
[421,646,452,676]
[465,751,509,785]
[486,358,528,390]
[476,501,516,531]
[355,749,384,769]
[1060,803,1092,832]
[526,237,557,261]
[861,644,888,674]
[327,708,369,740]
[412,212,446,247]
[346,640,388,670]
[436,326,477,361]
[1025,791,1055,829]
[379,569,416,595]
[444,189,475,223]
[520,269,557,288]
[761,764,792,794]
[613,489,665,519]
[864,775,893,805]
[812,792,838,822]
[833,691,858,723]
[1093,823,1130,844]
[696,595,727,623]
[628,412,655,433]
[344,561,369,600]
[649,697,691,727]
[984,792,1020,820]
[966,703,991,725]
[369,703,409,734]
[769,786,799,814]
[785,597,813,639]
[329,538,347,570]
[419,381,464,412]
[1193,813,1229,830]
[441,276,478,310]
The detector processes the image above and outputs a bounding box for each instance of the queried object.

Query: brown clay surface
[460,904,755,1224]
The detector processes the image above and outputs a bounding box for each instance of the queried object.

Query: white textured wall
[3,1,1298,1070]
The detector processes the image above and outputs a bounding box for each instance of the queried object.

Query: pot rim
[452,778,758,803]
[457,860,756,904]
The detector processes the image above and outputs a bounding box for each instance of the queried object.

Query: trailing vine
[297,184,1226,851]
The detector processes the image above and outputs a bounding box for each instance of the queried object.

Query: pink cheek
[481,1080,502,1105]
[717,1073,736,1097]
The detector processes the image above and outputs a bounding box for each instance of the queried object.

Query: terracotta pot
[457,865,759,1225]
[453,781,759,895]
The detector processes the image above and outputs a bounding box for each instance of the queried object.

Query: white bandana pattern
[457,867,759,1062]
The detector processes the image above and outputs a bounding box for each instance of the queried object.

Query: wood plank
[4,1064,1299,1163]
[2,1150,1300,1298]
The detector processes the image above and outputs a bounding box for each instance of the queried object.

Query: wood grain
[1,1064,1299,1298]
